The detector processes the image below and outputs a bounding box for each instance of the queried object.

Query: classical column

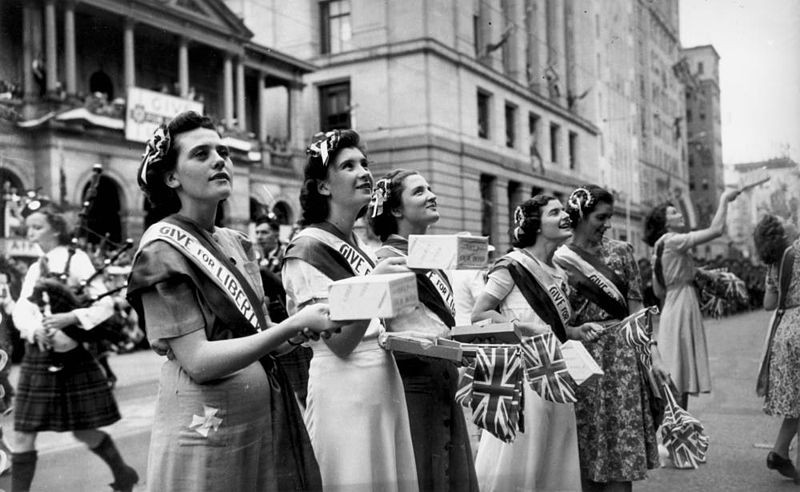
[223,54,234,128]
[545,0,566,105]
[530,0,548,95]
[235,58,246,131]
[178,37,189,98]
[22,3,35,98]
[64,0,76,95]
[123,19,136,89]
[287,83,304,149]
[564,1,577,105]
[257,72,267,142]
[44,0,58,93]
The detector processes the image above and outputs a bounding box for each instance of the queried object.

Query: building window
[568,131,578,170]
[697,61,704,74]
[505,103,517,148]
[477,90,491,139]
[687,109,692,122]
[528,112,541,158]
[473,14,483,57]
[319,82,351,131]
[320,0,352,55]
[550,123,560,163]
[480,174,496,245]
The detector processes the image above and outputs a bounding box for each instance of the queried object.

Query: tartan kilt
[14,343,121,432]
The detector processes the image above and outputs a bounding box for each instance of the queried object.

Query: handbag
[756,246,794,397]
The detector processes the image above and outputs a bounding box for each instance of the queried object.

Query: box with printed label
[450,322,523,344]
[560,340,604,385]
[382,333,463,362]
[328,273,418,321]
[407,235,489,270]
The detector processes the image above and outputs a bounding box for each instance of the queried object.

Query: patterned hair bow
[306,130,342,167]
[369,178,390,218]
[512,205,525,241]
[567,187,594,219]
[139,125,171,186]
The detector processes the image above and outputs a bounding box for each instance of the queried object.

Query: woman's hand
[649,346,671,387]
[371,256,410,275]
[721,188,741,204]
[568,322,603,342]
[513,320,550,337]
[42,312,79,332]
[288,303,342,343]
[33,326,52,351]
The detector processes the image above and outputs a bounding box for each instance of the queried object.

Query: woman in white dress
[282,130,418,491]
[471,195,601,492]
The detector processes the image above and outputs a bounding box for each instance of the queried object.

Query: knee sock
[89,433,137,487]
[11,450,37,492]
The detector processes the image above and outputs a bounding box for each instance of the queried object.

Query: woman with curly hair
[126,111,336,491]
[643,189,739,410]
[282,130,418,491]
[754,215,800,484]
[471,194,602,491]
[553,185,669,492]
[367,169,478,492]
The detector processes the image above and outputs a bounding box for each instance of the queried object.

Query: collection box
[382,333,463,362]
[328,273,418,321]
[560,340,604,385]
[407,234,489,270]
[450,322,523,344]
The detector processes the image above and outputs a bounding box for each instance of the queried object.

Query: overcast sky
[680,0,800,166]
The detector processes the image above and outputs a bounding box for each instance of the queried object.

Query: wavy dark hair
[754,215,789,265]
[367,169,420,241]
[643,202,673,247]
[511,194,558,248]
[137,111,217,215]
[566,184,614,226]
[299,129,366,225]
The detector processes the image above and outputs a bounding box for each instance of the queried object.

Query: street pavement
[0,309,796,490]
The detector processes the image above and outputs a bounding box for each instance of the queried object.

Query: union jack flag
[616,306,659,370]
[456,344,523,442]
[521,333,577,404]
[659,383,709,469]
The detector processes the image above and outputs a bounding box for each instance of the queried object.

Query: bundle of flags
[658,383,709,469]
[613,306,659,370]
[456,333,576,442]
[695,268,749,318]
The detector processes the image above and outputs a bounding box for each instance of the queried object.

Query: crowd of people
[0,109,794,491]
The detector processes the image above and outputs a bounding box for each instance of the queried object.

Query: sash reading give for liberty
[138,221,264,331]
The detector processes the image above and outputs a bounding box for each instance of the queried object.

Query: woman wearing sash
[643,189,740,410]
[127,111,334,491]
[282,130,418,491]
[553,185,668,492]
[11,202,138,492]
[367,169,478,492]
[754,215,800,483]
[470,195,601,491]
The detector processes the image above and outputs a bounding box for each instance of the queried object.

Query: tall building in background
[233,0,603,252]
[682,45,724,228]
[633,0,695,239]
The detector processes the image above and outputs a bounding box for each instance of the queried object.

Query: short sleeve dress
[555,238,659,483]
[282,234,418,492]
[129,227,320,492]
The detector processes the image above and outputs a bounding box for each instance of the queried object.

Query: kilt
[14,343,120,432]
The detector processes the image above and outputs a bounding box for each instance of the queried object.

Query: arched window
[89,70,114,100]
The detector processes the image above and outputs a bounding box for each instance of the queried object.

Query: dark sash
[757,245,795,397]
[491,250,570,342]
[555,244,630,320]
[377,238,456,328]
[283,223,375,282]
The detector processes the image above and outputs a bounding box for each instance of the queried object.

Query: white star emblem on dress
[189,405,223,438]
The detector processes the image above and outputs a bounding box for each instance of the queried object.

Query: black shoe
[109,465,138,492]
[767,451,796,479]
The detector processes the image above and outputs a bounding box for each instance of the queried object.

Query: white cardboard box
[560,340,604,385]
[382,333,463,362]
[328,273,418,320]
[407,234,489,270]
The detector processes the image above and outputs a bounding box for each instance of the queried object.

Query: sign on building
[125,87,204,143]
[0,238,42,258]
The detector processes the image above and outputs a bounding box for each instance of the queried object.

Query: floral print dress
[555,238,659,483]
[764,240,800,417]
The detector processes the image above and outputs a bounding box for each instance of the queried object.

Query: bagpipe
[28,164,134,345]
